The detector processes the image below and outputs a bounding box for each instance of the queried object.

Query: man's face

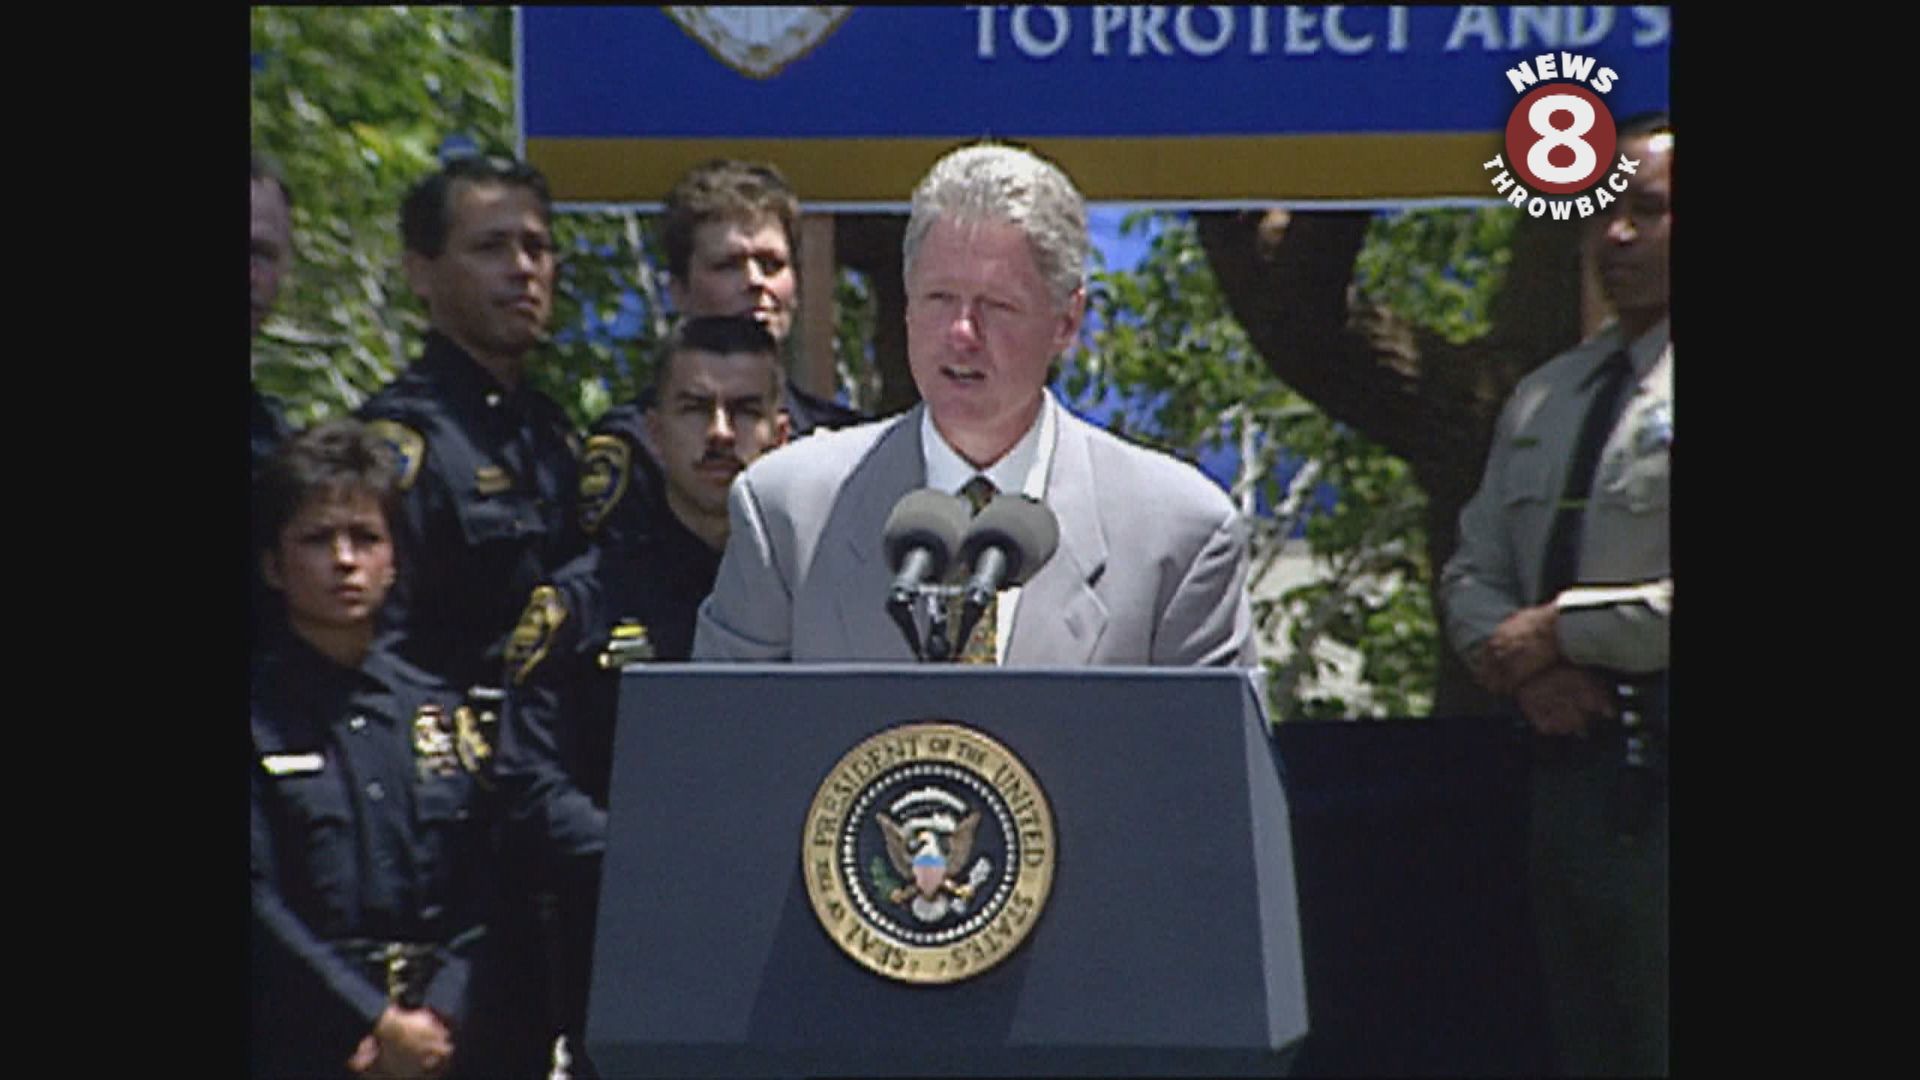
[1593,132,1672,323]
[671,217,797,345]
[406,180,556,363]
[906,216,1083,464]
[646,348,790,528]
[251,178,292,336]
[262,489,396,635]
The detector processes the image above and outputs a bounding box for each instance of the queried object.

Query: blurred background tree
[256,7,702,430]
[1069,208,1518,720]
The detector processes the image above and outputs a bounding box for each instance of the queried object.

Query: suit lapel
[1008,406,1109,665]
[828,407,927,658]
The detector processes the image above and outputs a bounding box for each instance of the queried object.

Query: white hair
[902,142,1089,308]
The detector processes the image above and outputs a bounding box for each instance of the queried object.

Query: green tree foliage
[1355,209,1515,346]
[1069,209,1514,720]
[251,6,672,430]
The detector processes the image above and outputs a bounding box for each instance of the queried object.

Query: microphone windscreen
[959,495,1060,585]
[882,488,973,576]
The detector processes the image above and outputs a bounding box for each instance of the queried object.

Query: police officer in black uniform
[251,420,543,1078]
[358,154,582,703]
[497,316,792,1073]
[579,159,859,555]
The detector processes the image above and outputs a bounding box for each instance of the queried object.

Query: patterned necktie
[950,475,999,664]
[1539,349,1635,601]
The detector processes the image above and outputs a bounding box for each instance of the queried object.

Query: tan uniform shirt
[1441,317,1672,675]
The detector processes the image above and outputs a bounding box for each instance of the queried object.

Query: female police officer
[251,419,538,1077]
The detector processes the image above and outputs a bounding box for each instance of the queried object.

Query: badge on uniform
[474,465,514,496]
[596,619,655,670]
[412,704,462,781]
[454,704,495,786]
[1634,402,1674,455]
[577,435,632,536]
[365,420,426,492]
[506,585,569,684]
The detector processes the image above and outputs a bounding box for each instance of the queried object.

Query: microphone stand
[923,586,959,662]
[888,583,966,662]
[886,587,925,661]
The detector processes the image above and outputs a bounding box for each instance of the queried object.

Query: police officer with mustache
[494,315,791,1076]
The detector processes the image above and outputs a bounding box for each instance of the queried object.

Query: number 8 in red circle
[1505,83,1617,195]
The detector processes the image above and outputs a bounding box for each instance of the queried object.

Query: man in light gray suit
[693,142,1254,667]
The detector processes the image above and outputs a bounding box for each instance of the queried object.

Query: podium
[586,665,1308,1077]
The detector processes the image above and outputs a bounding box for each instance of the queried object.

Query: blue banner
[518,6,1671,207]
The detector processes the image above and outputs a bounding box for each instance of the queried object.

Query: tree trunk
[1194,210,1585,717]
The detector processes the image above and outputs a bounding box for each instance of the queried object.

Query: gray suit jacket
[693,401,1255,666]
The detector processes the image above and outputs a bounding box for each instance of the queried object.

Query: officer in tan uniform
[1439,114,1672,1076]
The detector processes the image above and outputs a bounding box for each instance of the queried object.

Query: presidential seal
[803,723,1055,985]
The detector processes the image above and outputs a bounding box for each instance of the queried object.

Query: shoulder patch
[365,419,426,492]
[505,584,569,685]
[577,435,633,537]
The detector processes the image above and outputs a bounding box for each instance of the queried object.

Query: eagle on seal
[878,810,981,907]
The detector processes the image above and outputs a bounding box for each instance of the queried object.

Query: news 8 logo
[1506,83,1618,195]
[1482,53,1640,219]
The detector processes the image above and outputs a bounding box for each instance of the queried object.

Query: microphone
[882,489,973,659]
[951,495,1060,653]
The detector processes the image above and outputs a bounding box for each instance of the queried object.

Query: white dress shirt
[920,392,1060,663]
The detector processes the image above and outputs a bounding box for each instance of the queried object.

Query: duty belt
[332,939,441,1008]
[1528,669,1669,842]
[1608,671,1668,841]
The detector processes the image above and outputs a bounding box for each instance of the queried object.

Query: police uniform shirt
[496,493,722,876]
[358,331,583,694]
[1440,316,1672,674]
[250,629,500,1071]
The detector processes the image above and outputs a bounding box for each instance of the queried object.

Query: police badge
[412,704,461,781]
[803,723,1055,985]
